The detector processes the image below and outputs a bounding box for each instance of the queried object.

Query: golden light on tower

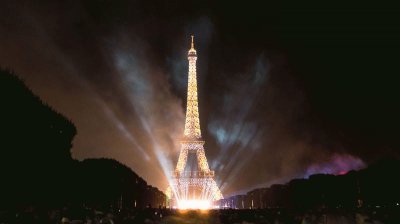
[167,35,223,210]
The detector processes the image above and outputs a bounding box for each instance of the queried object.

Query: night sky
[1,1,399,196]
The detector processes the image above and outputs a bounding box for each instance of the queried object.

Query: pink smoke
[305,153,366,177]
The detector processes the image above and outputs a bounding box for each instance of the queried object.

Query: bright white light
[177,199,211,210]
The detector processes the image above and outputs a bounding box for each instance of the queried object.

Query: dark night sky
[1,1,400,195]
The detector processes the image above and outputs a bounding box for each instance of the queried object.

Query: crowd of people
[1,205,399,223]
[0,205,164,224]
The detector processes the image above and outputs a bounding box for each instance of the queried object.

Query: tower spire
[185,35,200,139]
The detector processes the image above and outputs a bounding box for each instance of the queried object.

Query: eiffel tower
[167,36,223,209]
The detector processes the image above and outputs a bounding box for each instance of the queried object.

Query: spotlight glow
[177,199,211,210]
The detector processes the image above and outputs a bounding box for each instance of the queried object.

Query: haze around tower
[1,1,399,196]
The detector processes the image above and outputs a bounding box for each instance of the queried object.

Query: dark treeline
[221,160,400,210]
[0,69,165,210]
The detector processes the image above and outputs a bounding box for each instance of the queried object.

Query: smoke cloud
[1,1,396,196]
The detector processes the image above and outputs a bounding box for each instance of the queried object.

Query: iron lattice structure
[167,36,223,203]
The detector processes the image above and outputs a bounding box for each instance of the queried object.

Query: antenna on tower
[191,35,195,49]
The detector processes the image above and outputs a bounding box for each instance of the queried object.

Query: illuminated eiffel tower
[167,36,223,209]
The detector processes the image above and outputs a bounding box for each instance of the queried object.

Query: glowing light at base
[177,199,211,210]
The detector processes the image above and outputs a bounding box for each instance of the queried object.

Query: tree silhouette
[223,159,400,209]
[0,69,165,210]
